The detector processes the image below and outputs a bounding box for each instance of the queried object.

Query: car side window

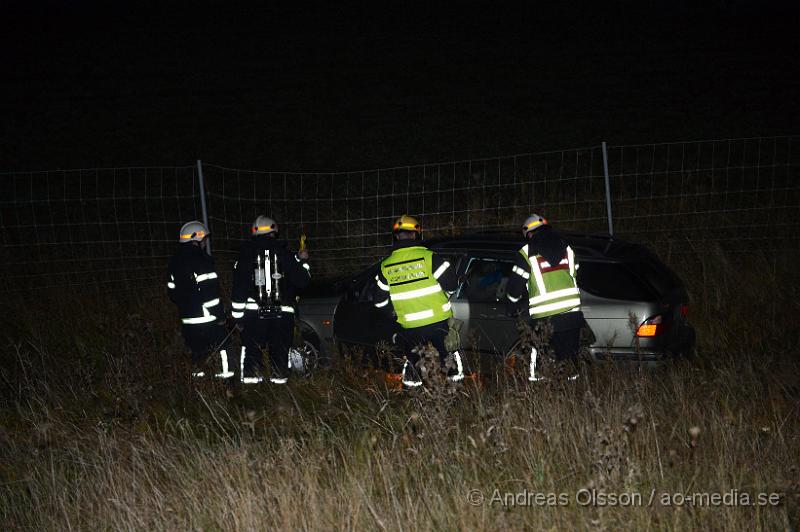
[577,260,659,301]
[458,257,513,303]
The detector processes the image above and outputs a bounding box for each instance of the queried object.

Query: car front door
[453,255,519,357]
[333,266,396,348]
[333,269,373,347]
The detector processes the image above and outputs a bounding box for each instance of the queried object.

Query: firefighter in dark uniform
[372,215,461,388]
[167,221,233,379]
[231,215,311,384]
[506,214,583,381]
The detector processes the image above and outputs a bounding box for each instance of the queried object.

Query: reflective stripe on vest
[520,245,581,319]
[381,246,453,328]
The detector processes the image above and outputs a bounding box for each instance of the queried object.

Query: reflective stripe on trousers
[402,360,422,387]
[448,350,464,382]
[529,347,545,382]
[215,349,234,378]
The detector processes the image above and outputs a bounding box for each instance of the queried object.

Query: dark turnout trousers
[527,311,585,381]
[395,319,463,385]
[240,313,294,383]
[181,322,233,378]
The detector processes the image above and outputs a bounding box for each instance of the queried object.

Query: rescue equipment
[253,248,284,318]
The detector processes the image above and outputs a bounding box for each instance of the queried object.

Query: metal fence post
[601,142,614,236]
[196,159,211,254]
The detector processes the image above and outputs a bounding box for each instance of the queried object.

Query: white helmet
[521,213,548,236]
[251,215,278,236]
[178,220,209,243]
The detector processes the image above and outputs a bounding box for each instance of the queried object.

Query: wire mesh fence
[0,166,201,293]
[0,135,797,294]
[606,136,799,258]
[202,144,607,282]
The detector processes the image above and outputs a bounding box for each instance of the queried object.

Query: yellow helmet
[393,214,421,234]
[521,213,548,236]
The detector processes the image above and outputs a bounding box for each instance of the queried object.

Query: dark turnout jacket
[167,243,224,324]
[230,236,311,322]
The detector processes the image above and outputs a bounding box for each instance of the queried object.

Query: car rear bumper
[590,348,674,365]
[589,325,696,365]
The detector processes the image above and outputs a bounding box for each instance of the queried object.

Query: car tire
[294,321,326,374]
[289,339,321,376]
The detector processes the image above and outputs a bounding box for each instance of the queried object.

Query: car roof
[323,229,681,294]
[425,230,641,260]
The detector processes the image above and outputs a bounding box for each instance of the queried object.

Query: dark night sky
[1,1,798,171]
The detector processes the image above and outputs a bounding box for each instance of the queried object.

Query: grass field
[1,245,798,530]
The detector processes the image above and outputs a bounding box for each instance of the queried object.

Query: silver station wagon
[295,232,696,371]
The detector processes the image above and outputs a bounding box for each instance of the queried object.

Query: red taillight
[322,319,332,327]
[679,304,689,318]
[636,315,665,337]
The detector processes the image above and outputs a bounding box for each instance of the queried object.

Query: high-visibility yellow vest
[380,246,453,328]
[518,244,581,319]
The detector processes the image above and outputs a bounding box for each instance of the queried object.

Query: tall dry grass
[0,246,798,530]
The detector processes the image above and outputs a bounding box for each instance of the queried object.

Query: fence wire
[606,137,799,257]
[0,166,200,293]
[0,136,797,294]
[203,145,606,281]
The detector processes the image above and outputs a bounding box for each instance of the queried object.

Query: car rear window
[608,244,684,296]
[625,260,684,296]
[577,261,660,301]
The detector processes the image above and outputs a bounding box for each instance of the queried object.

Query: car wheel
[288,340,319,377]
[291,323,325,376]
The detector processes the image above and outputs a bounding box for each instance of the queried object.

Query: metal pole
[196,159,211,254]
[601,142,614,236]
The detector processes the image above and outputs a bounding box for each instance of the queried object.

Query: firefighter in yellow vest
[506,214,583,381]
[373,215,461,387]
